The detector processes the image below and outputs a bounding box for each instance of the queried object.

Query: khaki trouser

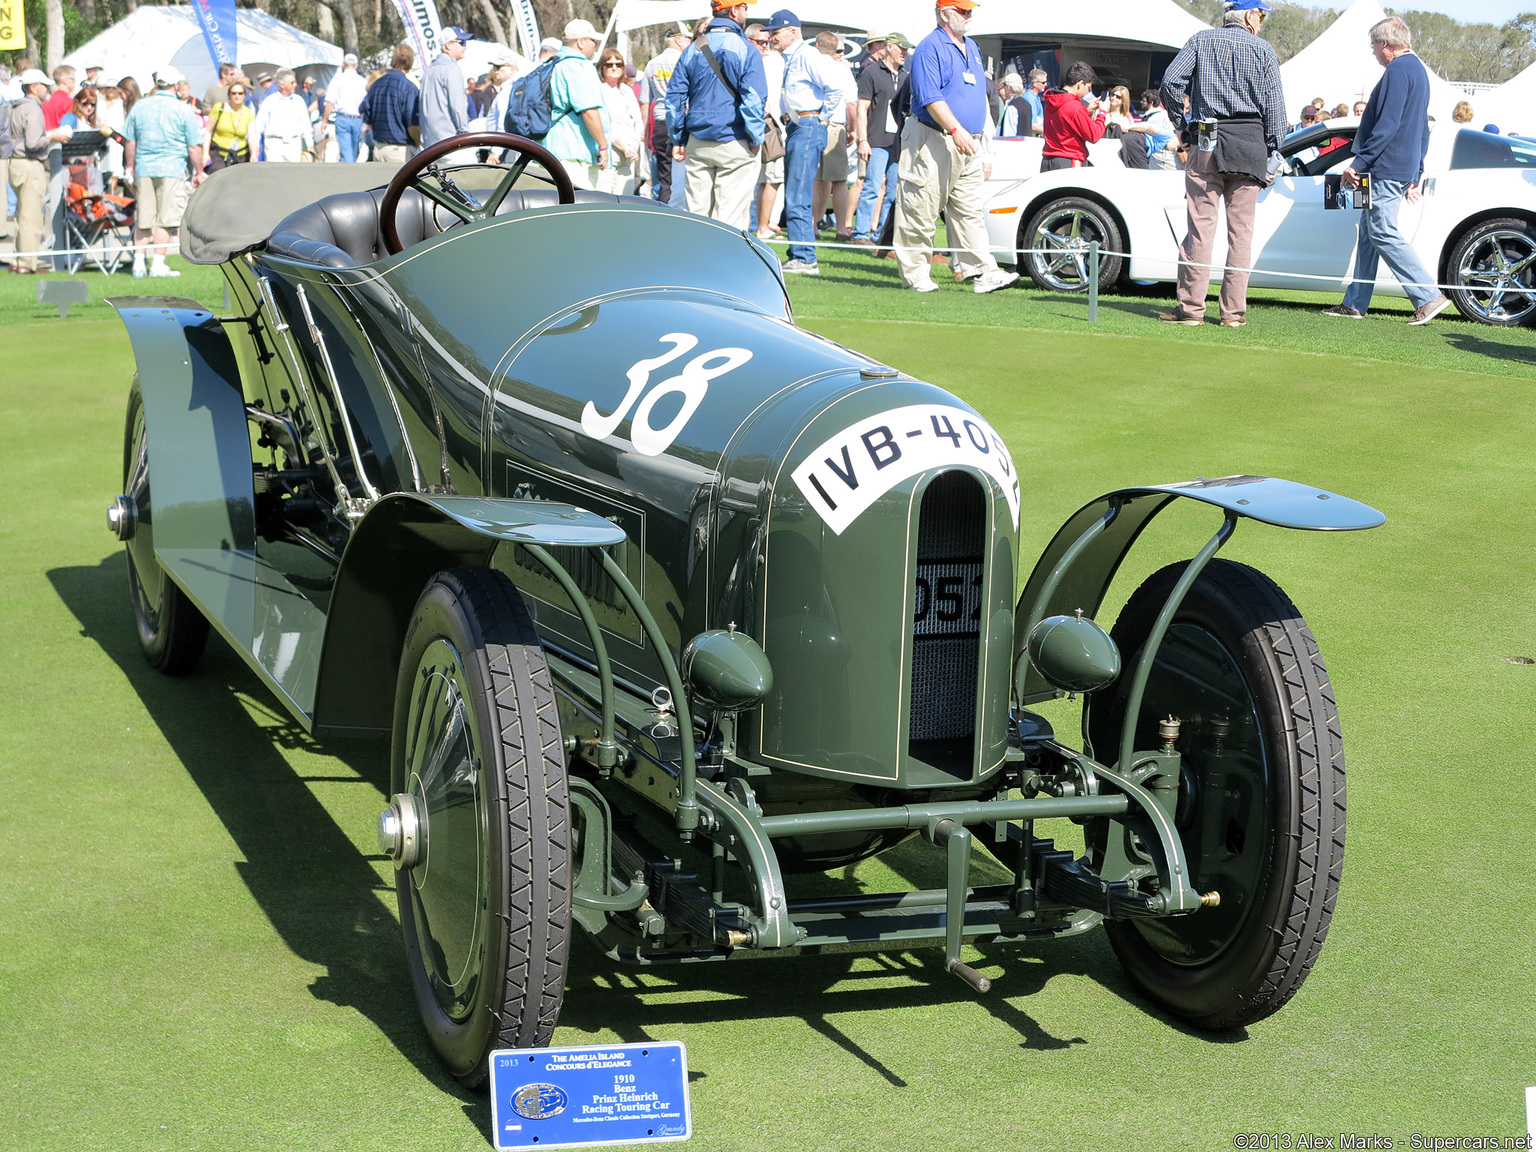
[685,137,758,231]
[374,143,410,163]
[8,157,46,272]
[559,158,600,191]
[1175,145,1261,322]
[893,119,998,289]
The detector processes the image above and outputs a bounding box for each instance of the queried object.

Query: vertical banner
[190,0,238,69]
[509,0,541,62]
[392,0,445,68]
[0,0,27,52]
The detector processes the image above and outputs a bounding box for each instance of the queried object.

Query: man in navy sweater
[1322,17,1449,325]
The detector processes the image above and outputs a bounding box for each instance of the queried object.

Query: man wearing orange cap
[893,0,1017,294]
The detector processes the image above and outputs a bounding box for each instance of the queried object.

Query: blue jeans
[853,144,899,240]
[784,115,826,264]
[334,114,363,163]
[1342,179,1438,313]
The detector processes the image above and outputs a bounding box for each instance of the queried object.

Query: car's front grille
[909,471,984,749]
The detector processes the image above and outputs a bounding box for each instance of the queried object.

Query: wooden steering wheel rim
[377,132,577,255]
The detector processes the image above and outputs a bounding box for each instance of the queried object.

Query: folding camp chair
[61,136,136,275]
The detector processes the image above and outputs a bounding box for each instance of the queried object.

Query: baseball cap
[441,25,472,44]
[1225,0,1273,10]
[16,67,49,87]
[342,52,359,65]
[886,32,914,49]
[563,18,599,40]
[712,0,756,7]
[485,46,518,66]
[539,36,563,54]
[1002,72,1023,87]
[936,0,980,9]
[764,9,800,30]
[153,65,185,86]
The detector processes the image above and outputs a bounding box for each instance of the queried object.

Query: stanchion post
[1088,241,1100,323]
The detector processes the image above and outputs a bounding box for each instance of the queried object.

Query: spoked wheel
[1084,559,1344,1030]
[384,567,571,1088]
[119,385,209,673]
[1019,196,1124,292]
[1447,217,1536,326]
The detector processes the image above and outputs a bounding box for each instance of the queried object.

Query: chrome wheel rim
[403,638,487,1021]
[1455,229,1536,323]
[1028,207,1109,291]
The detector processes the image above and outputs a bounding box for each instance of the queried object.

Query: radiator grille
[909,471,984,745]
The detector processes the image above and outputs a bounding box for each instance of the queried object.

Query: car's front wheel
[1447,217,1536,326]
[122,385,210,674]
[1019,196,1125,293]
[387,567,571,1088]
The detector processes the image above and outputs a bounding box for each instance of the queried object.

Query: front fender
[311,493,625,737]
[1014,475,1384,703]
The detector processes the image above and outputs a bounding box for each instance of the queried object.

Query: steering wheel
[378,132,575,255]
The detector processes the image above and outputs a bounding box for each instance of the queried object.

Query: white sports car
[982,120,1536,326]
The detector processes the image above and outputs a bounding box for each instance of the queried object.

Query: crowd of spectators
[0,0,1511,290]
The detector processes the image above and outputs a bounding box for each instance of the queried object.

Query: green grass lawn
[1,246,1533,1151]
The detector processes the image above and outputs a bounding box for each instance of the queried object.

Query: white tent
[1279,0,1462,124]
[612,0,1207,48]
[1483,62,1536,135]
[61,6,342,98]
[966,0,1209,52]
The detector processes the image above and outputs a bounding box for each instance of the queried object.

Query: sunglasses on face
[603,62,624,68]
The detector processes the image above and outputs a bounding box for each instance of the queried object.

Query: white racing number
[790,403,1020,535]
[581,333,753,457]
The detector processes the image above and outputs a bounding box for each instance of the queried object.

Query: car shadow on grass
[1442,329,1536,365]
[48,553,482,1107]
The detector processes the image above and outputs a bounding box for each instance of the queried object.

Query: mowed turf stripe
[0,312,1531,1150]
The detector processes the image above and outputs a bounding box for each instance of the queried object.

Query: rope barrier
[755,235,1518,298]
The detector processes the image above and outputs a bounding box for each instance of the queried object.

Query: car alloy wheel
[1020,196,1125,294]
[1448,217,1536,327]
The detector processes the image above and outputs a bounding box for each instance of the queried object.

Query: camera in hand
[1323,172,1371,210]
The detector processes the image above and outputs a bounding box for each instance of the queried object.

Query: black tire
[1446,217,1536,327]
[391,567,571,1088]
[1084,559,1344,1030]
[122,385,210,674]
[1019,196,1125,293]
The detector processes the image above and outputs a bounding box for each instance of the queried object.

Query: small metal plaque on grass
[489,1041,690,1149]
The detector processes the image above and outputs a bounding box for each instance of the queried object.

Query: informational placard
[489,1042,691,1150]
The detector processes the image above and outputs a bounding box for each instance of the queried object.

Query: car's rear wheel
[1019,196,1124,293]
[121,386,210,674]
[388,567,571,1088]
[1084,559,1345,1030]
[1447,217,1536,326]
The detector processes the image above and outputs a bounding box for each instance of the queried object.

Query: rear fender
[1014,475,1384,703]
[109,296,254,553]
[311,493,625,737]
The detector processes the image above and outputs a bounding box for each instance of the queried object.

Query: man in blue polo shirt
[893,0,1017,294]
[360,43,422,163]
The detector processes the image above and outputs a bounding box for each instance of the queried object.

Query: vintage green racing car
[106,134,1384,1086]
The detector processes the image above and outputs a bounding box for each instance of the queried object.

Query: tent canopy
[611,0,1208,50]
[1279,0,1462,123]
[61,6,342,98]
[1484,62,1535,134]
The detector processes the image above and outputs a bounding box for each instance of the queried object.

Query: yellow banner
[0,0,25,52]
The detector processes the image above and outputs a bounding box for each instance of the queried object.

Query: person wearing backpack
[537,20,610,190]
[665,0,767,230]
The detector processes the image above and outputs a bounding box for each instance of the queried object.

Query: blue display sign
[489,1041,691,1150]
